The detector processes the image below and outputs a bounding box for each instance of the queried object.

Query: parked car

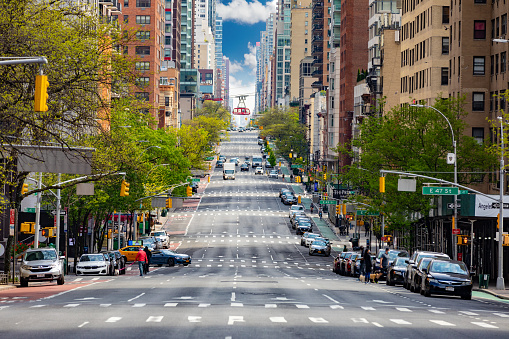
[352,256,363,277]
[409,257,435,293]
[309,239,331,256]
[149,249,192,267]
[150,230,170,248]
[375,249,409,271]
[296,221,313,235]
[111,250,127,275]
[339,252,355,275]
[76,253,112,276]
[280,188,292,198]
[301,232,320,246]
[140,236,161,250]
[268,170,278,179]
[240,163,249,171]
[100,251,121,275]
[19,248,65,287]
[305,233,322,247]
[265,162,273,169]
[386,257,409,286]
[289,204,305,217]
[345,253,361,276]
[404,251,450,289]
[255,166,263,174]
[420,259,473,300]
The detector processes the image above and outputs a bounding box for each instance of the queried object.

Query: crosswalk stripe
[198,304,210,307]
[390,319,412,325]
[471,322,498,328]
[64,304,79,308]
[330,305,344,310]
[372,322,384,327]
[428,309,445,314]
[164,303,178,307]
[361,306,375,311]
[396,307,412,312]
[309,317,328,323]
[270,317,287,323]
[105,317,122,323]
[296,304,309,309]
[493,312,509,317]
[146,316,163,322]
[132,304,146,307]
[460,311,479,316]
[430,320,455,326]
[265,304,277,308]
[100,304,111,307]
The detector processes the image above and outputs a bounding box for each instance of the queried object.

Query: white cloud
[229,61,244,74]
[243,42,257,69]
[217,0,277,25]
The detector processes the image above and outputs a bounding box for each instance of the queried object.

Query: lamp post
[411,104,458,260]
[497,117,506,290]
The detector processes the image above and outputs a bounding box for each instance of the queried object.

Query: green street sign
[291,164,303,169]
[356,210,380,216]
[422,187,459,195]
[319,200,336,205]
[460,190,469,194]
[26,208,35,213]
[191,178,200,182]
[205,156,214,161]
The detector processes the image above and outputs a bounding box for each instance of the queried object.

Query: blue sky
[217,0,276,116]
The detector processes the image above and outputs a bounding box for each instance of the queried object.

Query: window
[136,0,151,7]
[474,0,486,3]
[502,52,507,73]
[305,21,308,26]
[135,61,150,70]
[472,92,485,111]
[491,55,495,75]
[136,16,151,25]
[135,77,150,87]
[305,39,308,44]
[442,37,449,54]
[136,31,150,40]
[123,15,129,24]
[165,12,172,21]
[304,47,308,53]
[135,92,150,101]
[473,56,485,75]
[472,127,485,144]
[124,0,129,7]
[136,46,150,55]
[441,67,449,85]
[165,36,171,45]
[165,23,171,33]
[304,29,308,35]
[442,6,449,24]
[503,15,508,36]
[474,20,486,39]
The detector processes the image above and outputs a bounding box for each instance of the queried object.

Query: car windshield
[389,251,406,261]
[80,254,104,262]
[430,262,468,275]
[141,238,154,244]
[394,258,409,267]
[298,222,312,226]
[25,250,57,261]
[308,234,319,239]
[291,205,304,211]
[153,232,165,236]
[161,249,176,255]
[313,241,326,246]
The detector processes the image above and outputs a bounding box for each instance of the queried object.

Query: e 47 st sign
[422,187,459,195]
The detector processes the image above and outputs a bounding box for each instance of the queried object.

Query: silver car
[76,254,111,276]
[19,248,65,287]
[269,170,279,179]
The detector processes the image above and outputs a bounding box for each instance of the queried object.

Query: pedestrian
[343,245,347,252]
[310,205,314,213]
[318,208,323,220]
[358,246,365,281]
[290,174,294,182]
[135,247,148,277]
[364,223,369,237]
[364,248,372,284]
[381,247,390,276]
[143,246,152,274]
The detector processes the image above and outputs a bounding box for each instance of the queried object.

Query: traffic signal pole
[34,172,43,248]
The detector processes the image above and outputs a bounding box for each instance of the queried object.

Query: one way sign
[447,203,461,209]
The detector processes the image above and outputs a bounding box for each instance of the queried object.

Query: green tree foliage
[195,101,231,123]
[338,97,497,234]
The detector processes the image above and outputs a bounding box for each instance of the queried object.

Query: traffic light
[41,228,55,237]
[186,186,192,197]
[34,74,49,112]
[497,213,501,229]
[323,173,327,180]
[342,204,346,215]
[336,205,341,215]
[20,222,35,233]
[503,234,509,246]
[21,183,29,195]
[165,198,172,208]
[379,176,386,193]
[386,235,392,244]
[297,195,302,204]
[120,180,130,197]
[457,235,471,245]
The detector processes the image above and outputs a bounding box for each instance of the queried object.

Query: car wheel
[389,275,395,286]
[20,277,28,287]
[410,284,415,292]
[57,275,65,285]
[420,288,425,295]
[461,293,472,300]
[183,263,189,266]
[424,288,431,297]
[168,258,175,267]
[308,251,313,256]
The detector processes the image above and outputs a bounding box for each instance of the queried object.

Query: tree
[195,101,231,122]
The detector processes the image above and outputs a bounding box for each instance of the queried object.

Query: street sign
[333,189,355,200]
[25,208,35,213]
[452,229,461,235]
[9,209,15,236]
[381,236,387,241]
[319,200,336,205]
[447,203,461,209]
[460,190,469,194]
[422,187,459,195]
[187,178,200,182]
[356,210,380,216]
[51,210,67,215]
[291,164,303,169]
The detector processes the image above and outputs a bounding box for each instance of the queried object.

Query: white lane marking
[78,321,89,328]
[396,307,412,312]
[330,305,344,310]
[231,302,243,307]
[322,294,340,304]
[91,278,99,281]
[164,303,178,307]
[127,293,145,302]
[64,304,80,308]
[430,320,456,326]
[270,317,287,323]
[30,305,46,308]
[132,303,146,307]
[198,303,210,307]
[231,292,236,302]
[309,317,328,323]
[372,322,383,327]
[74,278,83,282]
[351,318,369,323]
[228,316,245,325]
[390,319,412,325]
[493,312,509,318]
[296,304,309,309]
[372,299,392,304]
[459,311,479,316]
[146,316,163,322]
[471,322,498,328]
[188,316,202,323]
[361,306,376,311]
[100,304,111,307]
[105,317,122,323]
[265,304,277,308]
[428,309,446,314]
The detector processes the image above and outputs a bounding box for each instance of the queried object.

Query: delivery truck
[223,163,236,180]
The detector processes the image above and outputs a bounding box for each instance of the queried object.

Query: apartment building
[273,0,292,104]
[290,0,312,102]
[311,0,330,92]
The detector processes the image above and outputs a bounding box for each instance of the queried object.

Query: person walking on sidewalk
[310,205,314,214]
[363,248,372,283]
[135,247,148,277]
[318,208,323,220]
[290,174,294,182]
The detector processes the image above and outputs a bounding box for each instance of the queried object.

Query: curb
[0,284,17,291]
[473,288,509,300]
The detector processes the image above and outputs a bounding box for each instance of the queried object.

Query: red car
[346,253,360,276]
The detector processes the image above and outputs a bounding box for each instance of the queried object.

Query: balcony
[311,81,323,89]
[312,57,323,66]
[312,46,323,56]
[312,35,323,43]
[313,13,324,21]
[313,1,324,10]
[312,68,322,77]
[313,24,323,31]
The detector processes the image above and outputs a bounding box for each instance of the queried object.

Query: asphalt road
[2,130,509,338]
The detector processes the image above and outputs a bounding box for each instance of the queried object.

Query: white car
[305,233,322,247]
[76,254,111,275]
[289,204,305,218]
[269,170,279,179]
[255,166,263,174]
[151,230,170,248]
[19,248,65,287]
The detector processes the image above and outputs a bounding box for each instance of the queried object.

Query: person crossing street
[135,247,148,277]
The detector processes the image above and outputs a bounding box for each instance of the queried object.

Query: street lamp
[411,104,458,260]
[147,163,172,176]
[497,117,506,290]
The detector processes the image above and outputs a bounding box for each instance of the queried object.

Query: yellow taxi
[119,246,143,262]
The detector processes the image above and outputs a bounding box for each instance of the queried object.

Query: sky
[216,0,277,125]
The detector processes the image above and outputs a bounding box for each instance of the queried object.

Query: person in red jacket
[135,247,148,276]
